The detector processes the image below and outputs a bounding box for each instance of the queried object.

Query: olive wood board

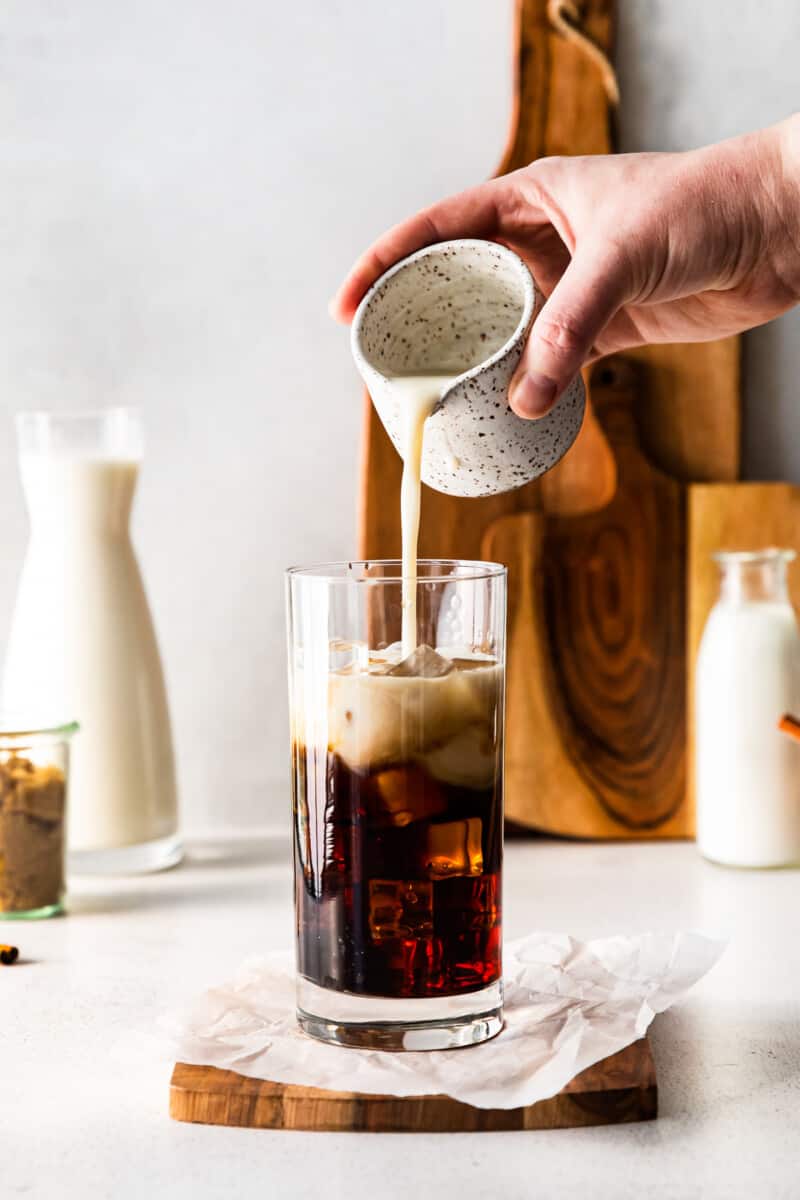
[483,357,687,837]
[169,1037,656,1132]
[357,0,741,839]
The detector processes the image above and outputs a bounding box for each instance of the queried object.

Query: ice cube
[422,818,484,878]
[447,656,496,672]
[420,724,498,789]
[386,644,454,678]
[372,764,447,827]
[328,639,369,673]
[368,879,433,942]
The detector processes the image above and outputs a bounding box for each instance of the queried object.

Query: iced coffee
[292,641,502,1001]
[287,558,506,1048]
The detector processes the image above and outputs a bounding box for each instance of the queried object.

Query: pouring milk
[391,372,457,655]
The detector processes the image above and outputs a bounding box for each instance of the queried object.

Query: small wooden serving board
[169,1038,656,1132]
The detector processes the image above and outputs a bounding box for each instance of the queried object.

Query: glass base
[296,976,503,1051]
[700,847,800,869]
[0,901,63,920]
[69,832,183,876]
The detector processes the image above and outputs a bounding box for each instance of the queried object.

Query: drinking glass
[286,559,506,1050]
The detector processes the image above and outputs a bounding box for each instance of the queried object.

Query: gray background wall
[1,1,797,832]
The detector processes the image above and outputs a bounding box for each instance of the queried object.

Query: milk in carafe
[3,409,180,873]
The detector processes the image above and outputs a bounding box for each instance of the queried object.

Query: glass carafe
[695,549,800,867]
[3,409,181,873]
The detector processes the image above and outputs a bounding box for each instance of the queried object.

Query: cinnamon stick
[777,713,800,743]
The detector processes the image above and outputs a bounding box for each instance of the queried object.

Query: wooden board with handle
[686,483,800,825]
[170,1037,656,1132]
[358,0,741,836]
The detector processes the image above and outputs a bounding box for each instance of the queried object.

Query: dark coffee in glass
[287,561,506,1051]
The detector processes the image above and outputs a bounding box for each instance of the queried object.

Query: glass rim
[0,718,79,744]
[712,548,796,565]
[351,240,535,387]
[285,558,507,585]
[16,405,142,427]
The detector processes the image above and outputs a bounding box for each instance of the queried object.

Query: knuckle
[515,157,566,206]
[533,314,587,356]
[529,155,565,175]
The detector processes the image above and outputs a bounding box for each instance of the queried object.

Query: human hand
[332,117,800,417]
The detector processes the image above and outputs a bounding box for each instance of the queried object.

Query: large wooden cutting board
[484,357,687,836]
[358,0,741,837]
[170,1038,656,1132]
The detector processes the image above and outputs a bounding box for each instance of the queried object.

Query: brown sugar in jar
[0,722,78,919]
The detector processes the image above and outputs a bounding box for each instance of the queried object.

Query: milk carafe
[3,409,181,873]
[695,549,800,867]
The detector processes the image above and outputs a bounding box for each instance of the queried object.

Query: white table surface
[3,836,799,1199]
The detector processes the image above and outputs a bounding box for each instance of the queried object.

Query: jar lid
[0,717,79,745]
[712,547,796,564]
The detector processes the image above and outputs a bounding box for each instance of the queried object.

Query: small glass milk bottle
[696,549,800,867]
[3,409,181,874]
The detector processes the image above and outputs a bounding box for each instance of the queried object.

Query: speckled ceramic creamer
[351,238,586,497]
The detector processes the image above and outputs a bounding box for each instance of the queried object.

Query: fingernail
[510,372,558,418]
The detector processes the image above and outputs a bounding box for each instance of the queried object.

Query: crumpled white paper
[171,931,724,1110]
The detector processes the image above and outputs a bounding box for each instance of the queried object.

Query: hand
[332,117,800,417]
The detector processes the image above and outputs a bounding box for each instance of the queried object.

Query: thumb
[509,250,626,418]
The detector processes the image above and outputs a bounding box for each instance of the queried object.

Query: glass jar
[0,720,78,918]
[286,559,506,1050]
[695,549,800,867]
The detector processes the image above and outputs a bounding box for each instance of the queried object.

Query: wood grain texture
[484,357,688,836]
[686,484,800,827]
[543,359,686,830]
[628,339,741,484]
[496,0,614,173]
[170,1038,656,1132]
[482,507,599,832]
[357,0,741,837]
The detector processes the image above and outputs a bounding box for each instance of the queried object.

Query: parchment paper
[171,931,723,1109]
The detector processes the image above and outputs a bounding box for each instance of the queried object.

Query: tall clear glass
[3,409,181,874]
[286,559,506,1050]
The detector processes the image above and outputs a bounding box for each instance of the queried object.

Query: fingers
[329,180,506,322]
[509,249,628,418]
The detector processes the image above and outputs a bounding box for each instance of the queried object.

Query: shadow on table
[67,834,291,915]
[184,834,291,870]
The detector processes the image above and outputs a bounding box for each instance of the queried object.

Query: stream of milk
[390,373,457,656]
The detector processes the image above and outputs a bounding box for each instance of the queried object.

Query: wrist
[772,114,800,303]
